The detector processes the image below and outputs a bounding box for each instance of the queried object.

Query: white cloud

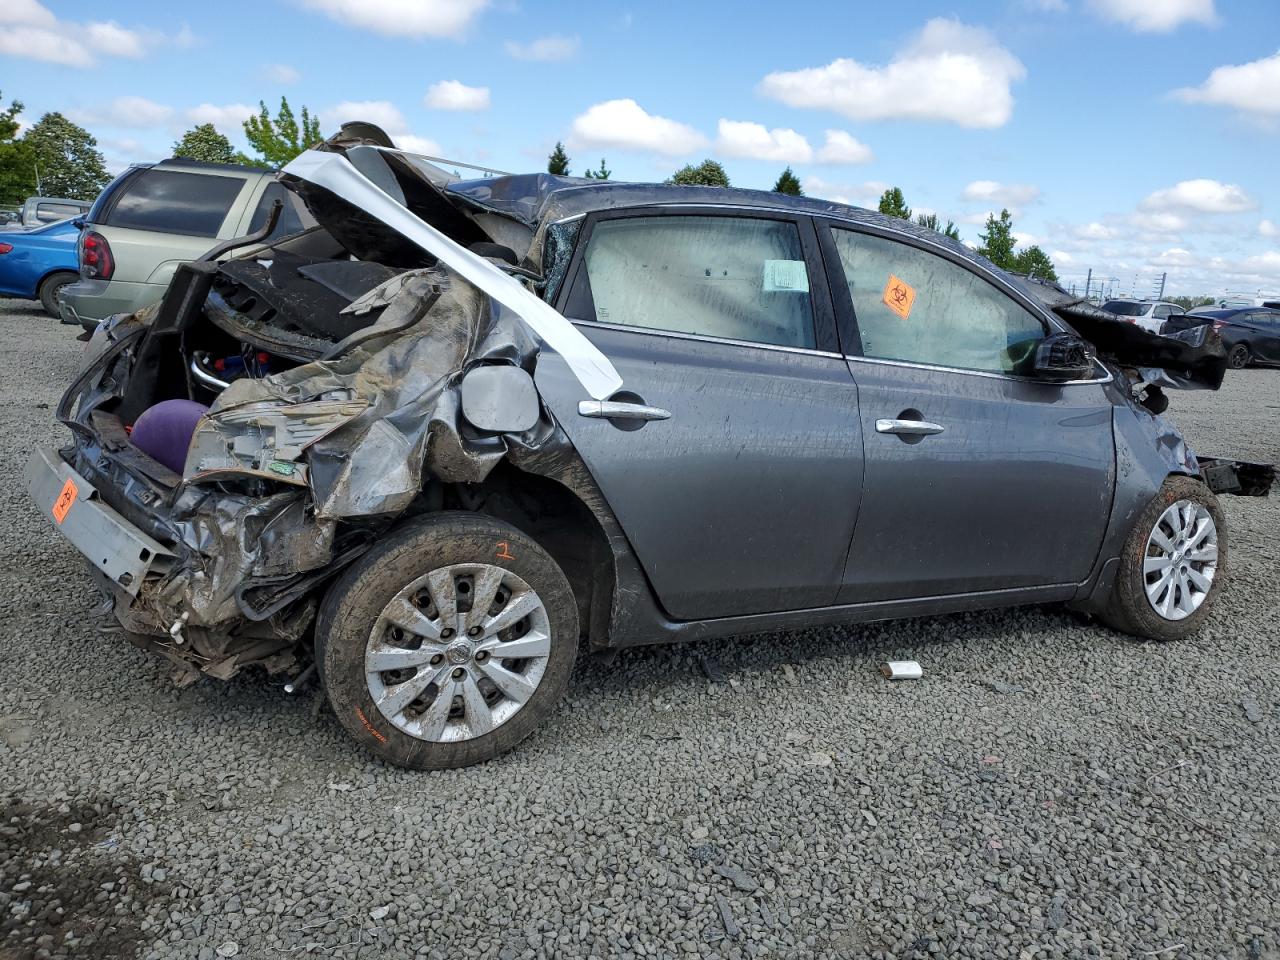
[1086,0,1215,32]
[0,2,176,66]
[299,0,487,38]
[0,0,57,27]
[266,63,301,84]
[801,176,891,208]
[71,96,175,129]
[962,180,1041,207]
[84,21,147,57]
[759,19,1025,129]
[186,103,257,134]
[0,26,93,66]
[715,120,812,163]
[1013,231,1038,247]
[1076,221,1117,240]
[396,134,445,156]
[1174,51,1280,117]
[1241,250,1280,273]
[569,99,707,156]
[504,34,580,61]
[425,80,490,112]
[1049,249,1075,265]
[815,130,874,164]
[1141,179,1257,214]
[1260,219,1279,239]
[1129,211,1189,235]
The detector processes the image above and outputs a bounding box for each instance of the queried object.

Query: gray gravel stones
[1,301,1279,959]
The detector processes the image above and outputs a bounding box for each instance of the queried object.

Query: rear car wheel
[316,512,579,769]
[37,271,77,319]
[1101,476,1226,642]
[1227,343,1251,369]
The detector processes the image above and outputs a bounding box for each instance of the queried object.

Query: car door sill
[610,582,1081,648]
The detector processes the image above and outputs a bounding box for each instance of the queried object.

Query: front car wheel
[1101,476,1227,642]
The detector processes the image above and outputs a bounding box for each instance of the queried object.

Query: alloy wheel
[365,563,552,742]
[1142,499,1219,621]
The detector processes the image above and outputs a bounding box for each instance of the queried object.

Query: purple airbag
[130,399,209,474]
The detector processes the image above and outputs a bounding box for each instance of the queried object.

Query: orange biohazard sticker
[51,477,78,524]
[881,274,916,320]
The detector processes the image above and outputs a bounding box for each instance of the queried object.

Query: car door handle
[875,418,944,437]
[578,400,672,422]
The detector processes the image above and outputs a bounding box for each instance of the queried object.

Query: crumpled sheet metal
[282,147,623,401]
[190,269,555,520]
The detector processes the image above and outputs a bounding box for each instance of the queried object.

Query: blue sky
[3,0,1278,295]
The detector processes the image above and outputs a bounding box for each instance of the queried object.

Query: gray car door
[535,208,864,621]
[818,221,1116,602]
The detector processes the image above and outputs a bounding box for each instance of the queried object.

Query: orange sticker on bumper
[882,274,916,320]
[52,477,78,524]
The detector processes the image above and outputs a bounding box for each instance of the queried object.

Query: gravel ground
[1,297,1278,960]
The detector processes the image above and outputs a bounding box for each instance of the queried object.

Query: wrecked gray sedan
[26,124,1274,769]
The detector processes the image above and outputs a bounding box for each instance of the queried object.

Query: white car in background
[1100,299,1185,334]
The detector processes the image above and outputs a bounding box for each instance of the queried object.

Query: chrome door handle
[876,418,944,436]
[578,400,672,421]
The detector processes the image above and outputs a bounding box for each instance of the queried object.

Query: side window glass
[105,170,245,237]
[249,182,313,241]
[831,228,1045,374]
[569,215,816,349]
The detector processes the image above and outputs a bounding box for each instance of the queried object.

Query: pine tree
[583,158,611,180]
[23,113,110,200]
[173,124,252,165]
[877,187,911,220]
[976,209,1017,270]
[772,167,803,196]
[667,159,730,187]
[915,211,960,241]
[243,97,321,167]
[547,141,570,175]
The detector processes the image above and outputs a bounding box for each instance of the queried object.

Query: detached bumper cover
[1198,458,1276,497]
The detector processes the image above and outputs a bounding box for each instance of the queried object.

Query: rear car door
[818,221,1116,602]
[535,207,864,620]
[1244,312,1280,362]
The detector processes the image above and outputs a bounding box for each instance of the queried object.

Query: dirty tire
[1101,475,1226,642]
[316,512,578,770]
[37,271,77,319]
[1227,343,1250,369]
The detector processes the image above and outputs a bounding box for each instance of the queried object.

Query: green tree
[243,97,321,167]
[915,211,960,241]
[772,167,803,196]
[0,91,36,205]
[583,158,611,180]
[877,187,911,220]
[977,208,1017,270]
[23,112,110,200]
[547,141,570,175]
[667,159,730,187]
[1167,295,1214,310]
[172,124,252,165]
[1011,244,1058,282]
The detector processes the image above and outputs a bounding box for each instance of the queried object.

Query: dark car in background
[1164,308,1280,369]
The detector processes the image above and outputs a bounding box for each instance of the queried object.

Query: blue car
[0,218,81,317]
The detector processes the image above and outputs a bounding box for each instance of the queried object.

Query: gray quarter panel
[534,325,864,619]
[840,361,1116,601]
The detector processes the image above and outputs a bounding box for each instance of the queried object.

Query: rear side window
[36,202,82,223]
[832,228,1045,374]
[248,182,314,241]
[567,215,816,349]
[105,170,244,237]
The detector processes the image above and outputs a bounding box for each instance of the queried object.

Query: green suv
[61,158,311,330]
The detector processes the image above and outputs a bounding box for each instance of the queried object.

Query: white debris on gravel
[0,299,1278,959]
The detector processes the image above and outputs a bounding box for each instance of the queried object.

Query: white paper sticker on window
[762,259,809,293]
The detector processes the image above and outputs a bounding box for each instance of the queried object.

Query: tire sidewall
[1228,344,1250,369]
[1111,476,1227,642]
[39,272,76,319]
[317,512,579,770]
